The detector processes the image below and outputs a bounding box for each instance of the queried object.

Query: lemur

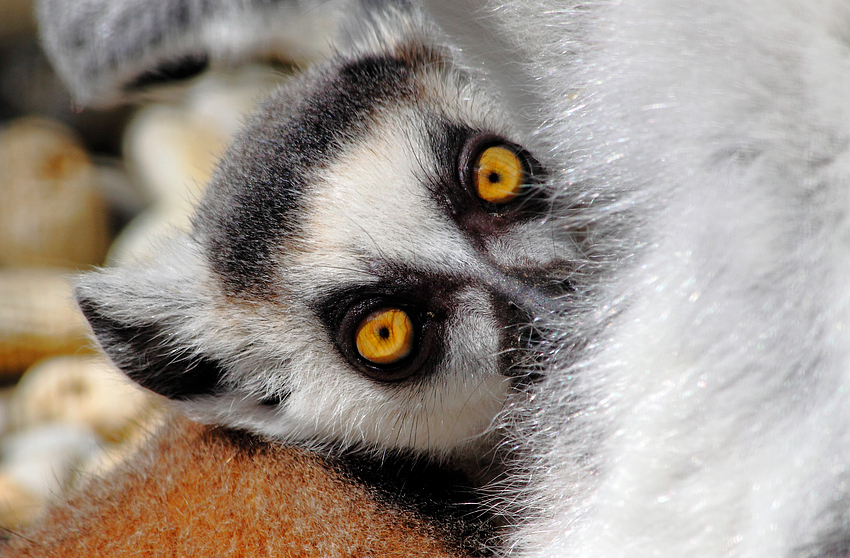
[44,0,574,466]
[23,0,850,557]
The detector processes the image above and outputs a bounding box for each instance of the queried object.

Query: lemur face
[77,40,576,459]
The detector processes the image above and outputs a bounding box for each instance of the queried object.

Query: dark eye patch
[426,121,548,241]
[310,268,457,384]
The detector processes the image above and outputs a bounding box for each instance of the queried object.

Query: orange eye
[473,145,527,204]
[355,308,414,365]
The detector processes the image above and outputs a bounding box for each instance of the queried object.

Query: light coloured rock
[109,102,226,266]
[0,268,94,378]
[183,65,288,139]
[123,65,284,211]
[72,409,166,489]
[0,118,110,268]
[9,355,155,443]
[123,103,225,216]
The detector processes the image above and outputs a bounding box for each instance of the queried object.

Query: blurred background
[0,0,290,534]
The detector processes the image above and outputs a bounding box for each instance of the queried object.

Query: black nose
[489,261,575,381]
[496,299,541,379]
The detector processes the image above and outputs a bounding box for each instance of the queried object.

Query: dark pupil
[378,326,390,339]
[488,171,501,183]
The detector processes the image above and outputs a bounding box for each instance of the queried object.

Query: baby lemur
[55,1,574,463]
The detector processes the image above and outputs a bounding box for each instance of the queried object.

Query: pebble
[0,268,94,378]
[0,422,102,529]
[0,118,110,268]
[0,355,161,531]
[0,473,42,531]
[8,355,155,443]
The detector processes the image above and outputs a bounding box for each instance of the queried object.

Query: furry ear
[36,0,347,106]
[74,239,227,402]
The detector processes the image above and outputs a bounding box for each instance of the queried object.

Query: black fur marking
[311,265,457,384]
[428,120,549,243]
[125,53,209,90]
[259,391,290,407]
[198,52,428,296]
[77,297,227,401]
[330,451,499,556]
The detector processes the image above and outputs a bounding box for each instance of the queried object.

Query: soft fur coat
[25,1,850,556]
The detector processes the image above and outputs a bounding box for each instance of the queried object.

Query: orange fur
[1,414,470,557]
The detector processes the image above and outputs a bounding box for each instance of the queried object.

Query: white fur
[42,0,850,554]
[421,0,850,555]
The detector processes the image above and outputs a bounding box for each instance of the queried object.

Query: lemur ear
[74,239,227,402]
[36,0,346,107]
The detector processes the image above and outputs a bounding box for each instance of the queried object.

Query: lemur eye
[334,298,432,383]
[458,134,541,216]
[473,145,527,204]
[355,308,414,365]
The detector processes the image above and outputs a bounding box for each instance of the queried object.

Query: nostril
[490,261,576,381]
[495,299,546,379]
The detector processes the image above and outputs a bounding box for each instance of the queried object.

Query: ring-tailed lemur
[38,0,850,556]
[47,1,575,463]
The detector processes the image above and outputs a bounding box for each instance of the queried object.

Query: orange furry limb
[1,415,471,557]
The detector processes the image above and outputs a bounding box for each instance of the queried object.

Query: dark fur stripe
[125,53,209,90]
[330,451,498,556]
[77,297,227,401]
[198,50,430,296]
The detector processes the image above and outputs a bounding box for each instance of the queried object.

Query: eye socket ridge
[337,297,437,383]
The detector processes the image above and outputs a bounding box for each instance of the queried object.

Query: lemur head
[76,18,576,461]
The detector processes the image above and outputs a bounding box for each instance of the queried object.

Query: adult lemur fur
[37,0,850,556]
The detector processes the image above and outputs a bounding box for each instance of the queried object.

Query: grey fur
[39,0,850,555]
[38,0,352,105]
